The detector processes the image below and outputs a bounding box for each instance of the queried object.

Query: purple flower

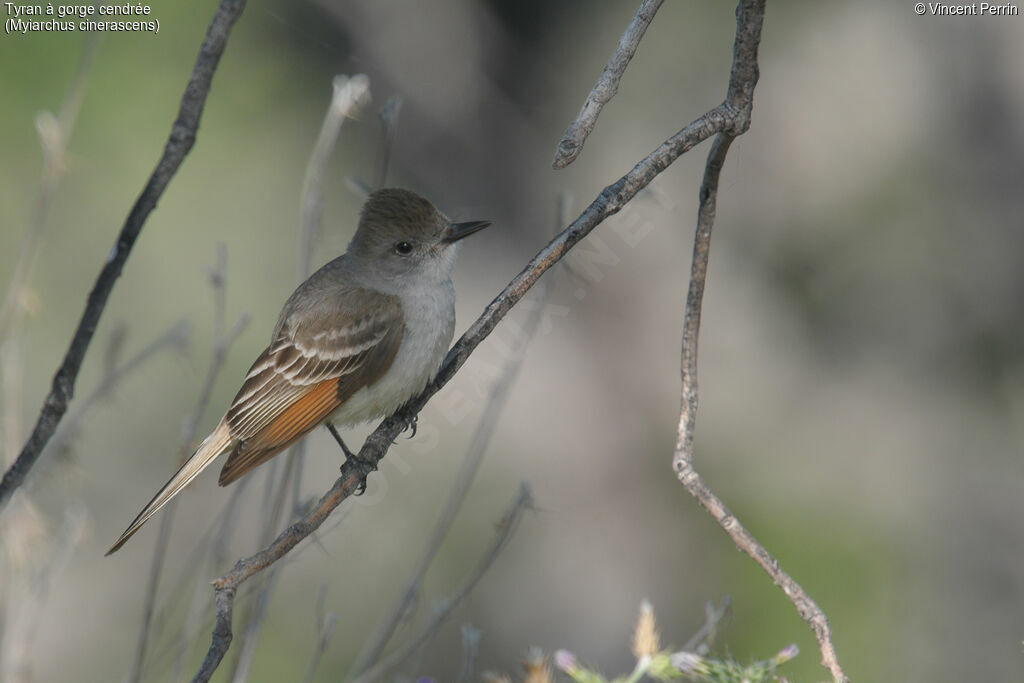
[554,649,578,672]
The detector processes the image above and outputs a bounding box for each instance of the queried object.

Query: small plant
[489,601,799,683]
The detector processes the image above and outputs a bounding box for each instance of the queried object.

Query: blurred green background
[2,1,1023,681]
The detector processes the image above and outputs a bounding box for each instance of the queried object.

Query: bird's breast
[329,280,455,426]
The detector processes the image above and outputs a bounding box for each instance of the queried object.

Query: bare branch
[44,320,191,465]
[669,3,848,680]
[552,0,665,169]
[1,33,101,484]
[0,0,249,512]
[298,74,371,280]
[373,95,402,190]
[301,585,338,683]
[348,484,533,683]
[457,624,482,683]
[192,586,237,683]
[0,33,99,344]
[127,247,249,683]
[230,564,283,683]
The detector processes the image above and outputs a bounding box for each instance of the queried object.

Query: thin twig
[0,506,89,682]
[0,322,185,683]
[348,483,533,683]
[298,74,371,280]
[457,624,482,683]
[374,95,402,190]
[669,4,848,680]
[228,452,296,683]
[300,585,338,683]
[1,32,100,477]
[170,477,252,680]
[349,196,566,676]
[671,135,847,681]
[192,4,768,677]
[551,0,665,169]
[0,33,100,344]
[44,320,191,466]
[229,566,283,683]
[127,246,249,683]
[127,506,175,683]
[682,597,731,655]
[0,0,249,512]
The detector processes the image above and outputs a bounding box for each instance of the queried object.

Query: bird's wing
[218,288,404,485]
[106,287,403,555]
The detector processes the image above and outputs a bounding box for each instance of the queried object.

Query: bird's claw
[341,453,377,496]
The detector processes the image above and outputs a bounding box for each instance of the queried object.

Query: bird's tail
[106,422,234,555]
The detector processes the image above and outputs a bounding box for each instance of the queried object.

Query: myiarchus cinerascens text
[107,188,489,554]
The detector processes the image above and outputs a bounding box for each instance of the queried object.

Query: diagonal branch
[669,3,848,681]
[191,1,780,679]
[552,0,666,169]
[347,483,533,683]
[0,0,249,512]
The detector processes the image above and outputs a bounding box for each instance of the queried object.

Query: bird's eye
[394,241,414,256]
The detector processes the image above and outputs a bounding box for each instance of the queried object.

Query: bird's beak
[442,220,491,243]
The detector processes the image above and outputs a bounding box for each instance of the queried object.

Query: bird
[107,188,490,554]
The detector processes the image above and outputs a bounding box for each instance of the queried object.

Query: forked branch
[552,0,666,168]
[670,3,848,680]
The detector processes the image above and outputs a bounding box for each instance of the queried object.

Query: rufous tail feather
[106,422,234,554]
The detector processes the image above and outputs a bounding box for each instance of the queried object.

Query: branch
[300,585,338,683]
[127,246,249,683]
[348,484,533,683]
[298,74,371,280]
[0,33,99,344]
[670,3,848,680]
[44,320,191,466]
[0,0,248,512]
[373,95,402,190]
[552,0,665,169]
[191,3,770,677]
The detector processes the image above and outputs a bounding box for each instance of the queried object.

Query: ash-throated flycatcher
[107,188,489,554]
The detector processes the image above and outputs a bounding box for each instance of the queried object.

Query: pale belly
[328,282,455,426]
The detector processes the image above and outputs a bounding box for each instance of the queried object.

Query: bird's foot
[327,421,375,495]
